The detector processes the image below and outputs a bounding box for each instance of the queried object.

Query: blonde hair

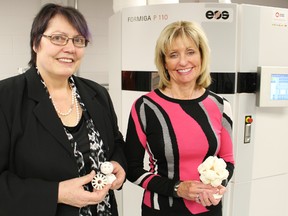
[154,21,211,89]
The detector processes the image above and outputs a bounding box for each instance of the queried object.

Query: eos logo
[206,10,229,20]
[275,11,285,18]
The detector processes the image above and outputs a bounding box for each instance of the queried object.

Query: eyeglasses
[42,34,89,48]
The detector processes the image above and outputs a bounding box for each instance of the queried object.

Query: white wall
[0,0,39,80]
[77,0,113,85]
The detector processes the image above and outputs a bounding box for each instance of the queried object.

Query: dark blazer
[0,67,126,216]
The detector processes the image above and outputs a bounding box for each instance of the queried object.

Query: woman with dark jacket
[0,3,126,216]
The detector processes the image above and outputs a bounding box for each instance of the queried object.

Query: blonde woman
[124,21,234,216]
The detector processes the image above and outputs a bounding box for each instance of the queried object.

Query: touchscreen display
[270,74,288,100]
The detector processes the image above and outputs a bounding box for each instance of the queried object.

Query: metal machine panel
[121,3,238,72]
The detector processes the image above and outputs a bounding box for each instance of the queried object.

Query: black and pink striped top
[125,89,235,215]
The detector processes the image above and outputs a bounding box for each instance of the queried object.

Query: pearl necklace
[51,88,75,116]
[75,94,80,124]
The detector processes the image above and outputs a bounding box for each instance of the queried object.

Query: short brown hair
[28,3,91,67]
